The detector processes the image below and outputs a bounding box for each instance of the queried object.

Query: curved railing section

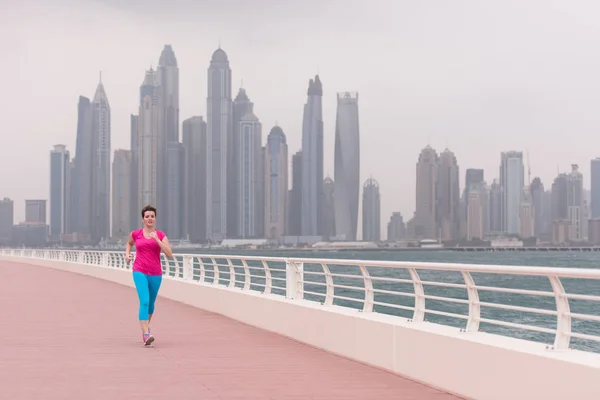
[3,248,600,353]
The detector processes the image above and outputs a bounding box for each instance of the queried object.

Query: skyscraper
[300,75,324,236]
[165,142,184,238]
[0,198,13,245]
[138,68,160,210]
[463,168,484,234]
[288,151,303,235]
[591,158,600,218]
[237,112,262,238]
[530,177,547,239]
[182,116,207,243]
[129,115,139,231]
[437,149,460,240]
[91,76,111,242]
[519,186,534,238]
[362,178,381,241]
[50,145,70,241]
[551,173,568,221]
[333,92,360,241]
[206,48,232,242]
[158,45,179,143]
[567,164,584,241]
[467,185,484,240]
[489,179,502,233]
[321,177,335,239]
[158,45,180,234]
[500,151,524,235]
[230,88,254,238]
[415,146,438,239]
[72,96,93,235]
[264,126,288,239]
[112,149,131,238]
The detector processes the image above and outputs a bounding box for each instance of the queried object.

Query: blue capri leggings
[133,272,163,320]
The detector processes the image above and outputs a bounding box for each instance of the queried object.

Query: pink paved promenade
[1,260,462,399]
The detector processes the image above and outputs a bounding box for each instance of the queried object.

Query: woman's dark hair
[141,205,157,218]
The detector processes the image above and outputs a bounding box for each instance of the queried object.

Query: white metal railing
[3,248,600,352]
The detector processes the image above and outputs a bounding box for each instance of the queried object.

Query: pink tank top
[132,229,166,276]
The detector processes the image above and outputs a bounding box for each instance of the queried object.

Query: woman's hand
[126,253,132,264]
[149,231,159,242]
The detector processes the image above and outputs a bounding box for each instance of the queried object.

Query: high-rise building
[158,45,179,143]
[50,145,70,241]
[551,173,568,221]
[129,115,139,231]
[68,158,76,231]
[0,198,14,245]
[237,112,262,238]
[591,158,600,218]
[158,45,179,234]
[112,149,131,238]
[387,212,405,241]
[165,142,184,238]
[362,178,381,241]
[182,116,207,243]
[288,151,302,235]
[489,179,502,234]
[72,96,93,235]
[530,177,548,240]
[519,186,534,238]
[464,169,484,201]
[463,168,484,236]
[567,164,584,241]
[415,146,438,239]
[500,151,524,235]
[437,149,460,241]
[333,92,360,241]
[25,200,46,224]
[138,68,161,210]
[206,48,232,242]
[301,75,324,236]
[91,76,111,242]
[467,185,484,240]
[230,88,254,238]
[264,126,288,239]
[321,177,335,239]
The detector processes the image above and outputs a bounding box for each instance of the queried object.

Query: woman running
[125,205,173,346]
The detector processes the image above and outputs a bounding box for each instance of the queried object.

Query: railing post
[461,271,481,333]
[241,259,251,290]
[197,257,206,283]
[210,257,220,285]
[359,265,374,312]
[261,260,272,295]
[549,276,572,350]
[227,258,236,288]
[408,268,425,322]
[321,262,334,306]
[182,255,193,280]
[286,260,304,300]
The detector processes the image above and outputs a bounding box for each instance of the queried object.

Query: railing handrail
[15,249,600,279]
[3,248,600,353]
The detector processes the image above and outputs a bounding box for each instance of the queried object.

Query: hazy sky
[3,0,600,233]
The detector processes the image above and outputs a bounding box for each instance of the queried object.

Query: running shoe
[143,333,155,346]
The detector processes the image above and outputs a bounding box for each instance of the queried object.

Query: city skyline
[4,1,600,238]
[6,42,600,241]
